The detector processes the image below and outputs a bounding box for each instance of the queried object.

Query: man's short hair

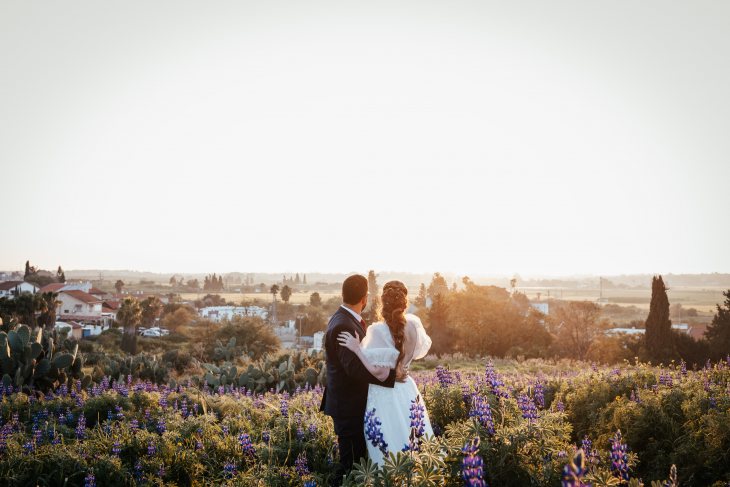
[342,274,368,305]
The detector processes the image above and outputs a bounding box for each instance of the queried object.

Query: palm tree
[118,297,142,355]
[269,285,280,325]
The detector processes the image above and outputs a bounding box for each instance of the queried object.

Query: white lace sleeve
[361,324,398,367]
[362,347,399,367]
[406,314,432,360]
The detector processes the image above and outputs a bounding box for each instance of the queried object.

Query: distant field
[179,291,341,305]
[518,286,726,312]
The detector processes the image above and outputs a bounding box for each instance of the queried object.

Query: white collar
[340,304,363,323]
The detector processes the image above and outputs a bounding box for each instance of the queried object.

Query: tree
[187,279,200,290]
[644,275,675,362]
[280,285,292,303]
[117,297,141,355]
[364,270,381,324]
[56,266,66,283]
[549,301,607,360]
[115,280,125,294]
[309,292,322,307]
[415,283,427,307]
[212,316,280,360]
[169,276,177,287]
[162,306,197,332]
[303,274,307,285]
[24,260,31,279]
[140,296,163,327]
[427,272,449,300]
[706,289,730,360]
[427,293,454,356]
[270,284,280,300]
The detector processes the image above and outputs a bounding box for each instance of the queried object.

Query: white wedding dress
[361,313,434,465]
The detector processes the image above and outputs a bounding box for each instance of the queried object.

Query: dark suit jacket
[320,306,396,418]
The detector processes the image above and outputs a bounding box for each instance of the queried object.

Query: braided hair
[380,280,408,369]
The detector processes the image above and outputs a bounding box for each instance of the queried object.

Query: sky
[1,1,728,277]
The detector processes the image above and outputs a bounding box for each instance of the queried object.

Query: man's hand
[395,364,409,382]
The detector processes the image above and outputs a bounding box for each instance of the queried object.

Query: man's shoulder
[326,308,354,334]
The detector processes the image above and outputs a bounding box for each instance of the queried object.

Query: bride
[337,280,434,465]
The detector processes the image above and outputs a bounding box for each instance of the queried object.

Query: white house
[57,290,103,321]
[311,331,324,353]
[0,281,39,298]
[199,306,268,322]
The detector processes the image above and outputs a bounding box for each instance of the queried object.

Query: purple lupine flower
[222,425,229,436]
[409,396,426,439]
[518,394,538,422]
[680,360,687,376]
[296,427,305,441]
[436,365,454,387]
[304,481,317,487]
[84,472,96,487]
[238,433,256,457]
[556,401,565,412]
[129,419,139,431]
[484,360,508,398]
[134,460,143,482]
[462,437,487,487]
[280,399,289,416]
[112,441,121,457]
[295,451,310,476]
[364,408,388,456]
[158,463,166,478]
[23,441,34,453]
[157,417,166,434]
[610,430,629,482]
[147,441,157,456]
[308,423,318,436]
[76,414,86,439]
[223,462,237,478]
[469,394,494,435]
[561,448,589,487]
[533,381,545,409]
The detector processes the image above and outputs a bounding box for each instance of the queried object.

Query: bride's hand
[337,331,360,352]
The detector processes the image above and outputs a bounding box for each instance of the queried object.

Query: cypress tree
[706,290,730,360]
[645,275,674,362]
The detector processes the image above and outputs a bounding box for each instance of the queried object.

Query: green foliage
[196,350,326,393]
[645,275,675,363]
[706,289,730,360]
[0,322,88,393]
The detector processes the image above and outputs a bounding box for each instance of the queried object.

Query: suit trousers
[332,415,366,485]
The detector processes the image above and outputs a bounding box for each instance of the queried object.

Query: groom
[320,274,398,483]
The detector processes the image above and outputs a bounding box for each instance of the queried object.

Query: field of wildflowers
[1,355,729,486]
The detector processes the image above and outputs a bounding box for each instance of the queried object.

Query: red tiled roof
[103,300,121,310]
[89,287,107,295]
[0,281,24,291]
[39,283,66,293]
[61,290,103,304]
[102,306,117,314]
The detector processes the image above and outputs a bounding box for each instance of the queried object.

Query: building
[199,306,268,322]
[55,321,83,340]
[0,281,39,298]
[57,290,103,322]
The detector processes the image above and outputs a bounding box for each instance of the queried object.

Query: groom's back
[320,307,370,418]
